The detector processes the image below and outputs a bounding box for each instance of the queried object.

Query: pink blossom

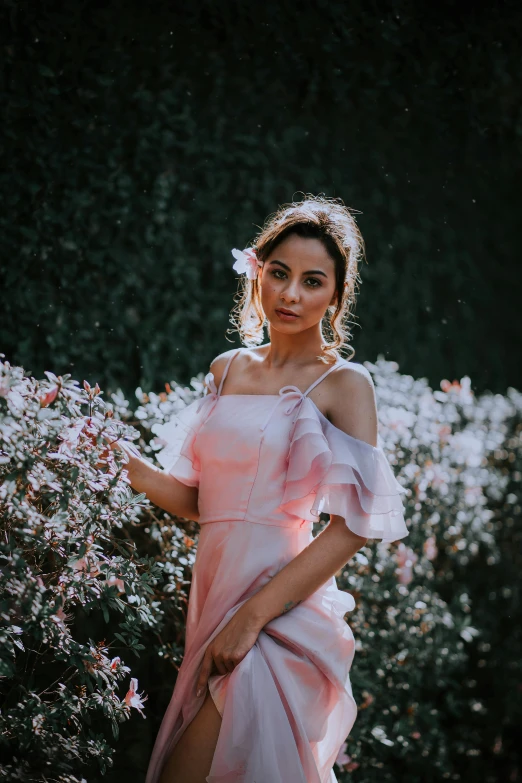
[124,677,148,718]
[32,714,46,734]
[438,424,452,442]
[106,575,126,593]
[440,376,474,403]
[231,247,264,279]
[72,557,100,578]
[425,462,449,488]
[441,379,461,393]
[110,656,121,671]
[58,418,86,452]
[359,690,374,709]
[423,536,438,561]
[51,606,70,627]
[40,386,59,407]
[395,543,418,585]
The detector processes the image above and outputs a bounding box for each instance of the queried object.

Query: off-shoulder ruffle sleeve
[278,399,409,543]
[152,373,218,488]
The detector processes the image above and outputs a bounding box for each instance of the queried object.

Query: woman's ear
[330,281,348,307]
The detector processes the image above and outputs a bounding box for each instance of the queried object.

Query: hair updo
[227,194,366,364]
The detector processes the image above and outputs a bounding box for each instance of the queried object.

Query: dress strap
[303,357,345,397]
[217,348,243,396]
[258,356,346,432]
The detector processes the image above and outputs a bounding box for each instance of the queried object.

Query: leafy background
[2,0,521,399]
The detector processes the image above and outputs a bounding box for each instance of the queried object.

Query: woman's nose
[281,283,300,302]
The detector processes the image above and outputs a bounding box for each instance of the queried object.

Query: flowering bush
[0,358,197,781]
[1,353,520,782]
[333,357,522,783]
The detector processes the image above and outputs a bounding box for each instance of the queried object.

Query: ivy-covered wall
[2,0,521,401]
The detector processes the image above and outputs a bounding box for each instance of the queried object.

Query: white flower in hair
[231,247,264,279]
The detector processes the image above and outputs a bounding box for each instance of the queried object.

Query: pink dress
[146,348,408,783]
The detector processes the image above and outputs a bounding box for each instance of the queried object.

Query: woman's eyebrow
[268,259,328,278]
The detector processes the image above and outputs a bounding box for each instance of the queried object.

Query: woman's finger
[223,657,236,673]
[196,649,213,697]
[213,655,230,676]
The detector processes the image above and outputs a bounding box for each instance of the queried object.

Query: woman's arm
[111,353,238,523]
[102,438,199,522]
[240,367,377,629]
[241,519,367,631]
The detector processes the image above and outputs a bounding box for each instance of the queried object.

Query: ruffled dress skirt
[146,519,357,783]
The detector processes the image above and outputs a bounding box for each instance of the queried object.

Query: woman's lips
[275,309,299,321]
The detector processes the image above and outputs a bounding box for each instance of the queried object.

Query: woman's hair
[227,194,366,363]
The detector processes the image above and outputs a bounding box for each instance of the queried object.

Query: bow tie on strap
[196,372,219,414]
[259,386,306,432]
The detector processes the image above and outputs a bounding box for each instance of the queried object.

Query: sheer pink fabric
[145,350,408,783]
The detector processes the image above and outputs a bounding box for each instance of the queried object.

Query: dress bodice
[153,348,409,542]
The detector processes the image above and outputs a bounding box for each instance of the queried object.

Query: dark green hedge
[2,0,521,402]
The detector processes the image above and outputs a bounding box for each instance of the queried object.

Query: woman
[111,195,408,783]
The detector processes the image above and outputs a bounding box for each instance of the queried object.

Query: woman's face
[259,234,339,334]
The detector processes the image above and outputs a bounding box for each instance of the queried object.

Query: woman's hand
[196,609,263,697]
[101,433,142,463]
[84,425,198,521]
[92,433,128,470]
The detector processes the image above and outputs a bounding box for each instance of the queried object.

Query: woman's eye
[271,270,321,288]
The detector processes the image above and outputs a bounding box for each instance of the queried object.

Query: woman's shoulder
[324,360,378,447]
[207,347,244,392]
[332,358,374,387]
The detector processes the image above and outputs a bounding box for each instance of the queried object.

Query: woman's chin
[268,317,301,332]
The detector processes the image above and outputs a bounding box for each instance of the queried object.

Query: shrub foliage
[0,354,520,782]
[0,357,197,781]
